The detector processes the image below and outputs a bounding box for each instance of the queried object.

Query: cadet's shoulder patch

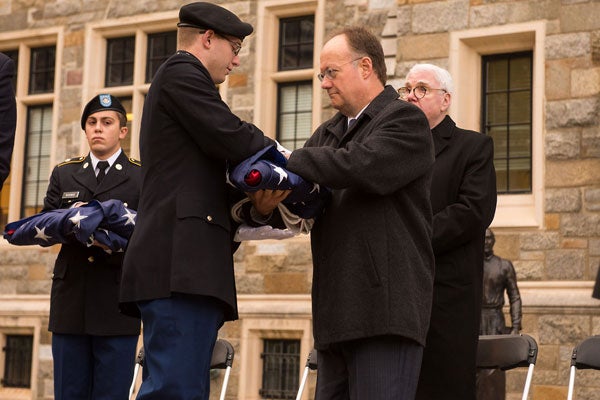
[128,157,141,166]
[57,156,86,167]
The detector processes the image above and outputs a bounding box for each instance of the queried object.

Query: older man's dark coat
[416,115,497,400]
[287,86,436,349]
[119,51,271,321]
[43,151,141,335]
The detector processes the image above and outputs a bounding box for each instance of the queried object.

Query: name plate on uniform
[62,191,80,199]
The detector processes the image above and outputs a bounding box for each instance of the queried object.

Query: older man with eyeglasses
[400,63,498,400]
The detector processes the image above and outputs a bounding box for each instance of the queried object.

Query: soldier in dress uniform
[43,94,141,400]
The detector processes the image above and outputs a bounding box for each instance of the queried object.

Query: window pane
[482,51,533,194]
[22,105,53,217]
[509,56,531,90]
[509,124,531,158]
[3,335,33,388]
[276,82,312,150]
[260,339,300,399]
[146,31,176,83]
[488,126,507,159]
[508,91,531,124]
[486,59,508,91]
[486,93,507,124]
[278,16,314,71]
[29,46,55,94]
[106,36,135,87]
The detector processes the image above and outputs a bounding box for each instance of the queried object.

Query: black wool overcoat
[416,115,497,400]
[287,86,436,349]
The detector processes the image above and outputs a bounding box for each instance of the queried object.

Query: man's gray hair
[406,63,454,95]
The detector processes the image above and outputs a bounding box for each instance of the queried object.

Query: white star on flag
[69,210,88,228]
[34,226,52,242]
[122,209,136,226]
[272,165,288,185]
[310,183,321,194]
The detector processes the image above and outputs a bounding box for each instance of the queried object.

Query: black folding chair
[129,339,235,400]
[476,334,538,400]
[296,349,317,400]
[567,335,600,400]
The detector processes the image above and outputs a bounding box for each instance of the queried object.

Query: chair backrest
[477,334,538,370]
[307,349,317,370]
[570,335,600,370]
[211,339,235,369]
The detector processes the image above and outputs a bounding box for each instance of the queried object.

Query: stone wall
[0,0,599,399]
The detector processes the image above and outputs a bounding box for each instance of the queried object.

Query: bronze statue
[477,228,522,400]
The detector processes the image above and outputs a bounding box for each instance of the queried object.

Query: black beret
[81,94,127,130]
[178,2,253,40]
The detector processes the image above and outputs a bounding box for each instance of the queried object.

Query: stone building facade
[0,0,599,399]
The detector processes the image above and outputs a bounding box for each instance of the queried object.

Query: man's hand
[246,189,291,217]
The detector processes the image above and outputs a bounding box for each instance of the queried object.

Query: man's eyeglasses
[317,57,364,82]
[215,33,242,56]
[397,86,447,100]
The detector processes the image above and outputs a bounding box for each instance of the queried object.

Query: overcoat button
[88,256,94,263]
[207,215,213,222]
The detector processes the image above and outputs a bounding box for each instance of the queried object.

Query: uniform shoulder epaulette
[57,156,86,167]
[128,157,141,166]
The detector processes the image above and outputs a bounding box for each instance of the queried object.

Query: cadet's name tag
[62,191,80,199]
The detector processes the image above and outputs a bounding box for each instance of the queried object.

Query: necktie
[347,118,357,131]
[96,161,109,183]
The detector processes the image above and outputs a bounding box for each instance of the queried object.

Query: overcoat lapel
[432,115,456,156]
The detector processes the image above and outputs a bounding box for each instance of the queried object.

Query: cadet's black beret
[177,2,253,40]
[81,94,127,130]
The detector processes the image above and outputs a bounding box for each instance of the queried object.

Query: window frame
[83,12,179,160]
[481,50,534,195]
[449,21,546,228]
[0,27,62,227]
[259,338,301,399]
[254,0,323,141]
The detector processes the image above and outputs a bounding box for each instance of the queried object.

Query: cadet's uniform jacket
[43,151,141,335]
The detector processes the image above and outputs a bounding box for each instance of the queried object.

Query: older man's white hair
[406,64,455,96]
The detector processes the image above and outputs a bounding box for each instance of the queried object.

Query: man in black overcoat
[264,27,435,399]
[401,64,498,400]
[43,94,141,399]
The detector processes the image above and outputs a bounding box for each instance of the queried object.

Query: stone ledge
[0,295,50,315]
[519,281,600,309]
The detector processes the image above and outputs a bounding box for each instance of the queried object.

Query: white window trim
[83,12,178,160]
[0,295,49,397]
[449,21,546,228]
[254,0,324,137]
[0,27,63,226]
[236,294,313,400]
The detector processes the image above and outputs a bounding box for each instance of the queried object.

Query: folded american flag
[227,145,330,219]
[3,199,136,253]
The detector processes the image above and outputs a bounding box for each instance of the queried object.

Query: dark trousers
[52,333,138,400]
[136,294,225,400]
[315,335,424,400]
